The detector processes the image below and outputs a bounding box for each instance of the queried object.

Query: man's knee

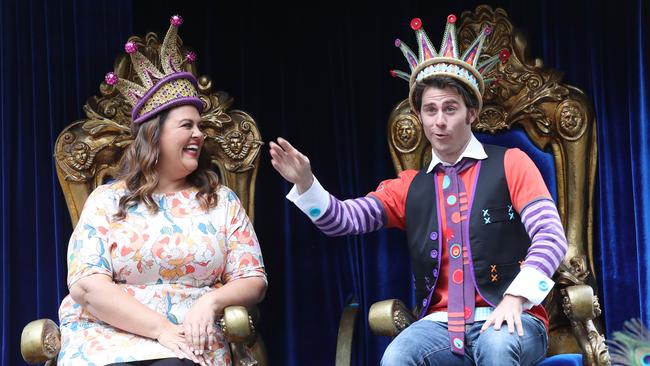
[475,327,521,357]
[474,324,547,366]
[474,325,548,366]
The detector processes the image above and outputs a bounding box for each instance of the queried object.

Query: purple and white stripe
[313,195,386,236]
[520,199,568,277]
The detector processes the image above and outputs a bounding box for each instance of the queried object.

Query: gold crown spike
[104,15,203,124]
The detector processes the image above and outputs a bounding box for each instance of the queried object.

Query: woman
[57,15,267,366]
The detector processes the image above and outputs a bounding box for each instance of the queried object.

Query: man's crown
[391,15,510,111]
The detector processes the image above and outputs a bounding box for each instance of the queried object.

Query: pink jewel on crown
[185,51,197,63]
[124,41,138,54]
[105,72,118,85]
[170,15,183,27]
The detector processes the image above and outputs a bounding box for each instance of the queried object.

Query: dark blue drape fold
[594,0,650,336]
[1,0,132,364]
[2,0,648,365]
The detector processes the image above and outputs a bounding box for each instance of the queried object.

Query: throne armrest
[556,256,611,365]
[21,319,60,365]
[21,306,258,365]
[220,305,257,344]
[368,299,416,337]
[559,285,611,366]
[562,284,599,322]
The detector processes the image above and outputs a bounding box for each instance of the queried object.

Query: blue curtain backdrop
[0,0,132,364]
[2,0,648,365]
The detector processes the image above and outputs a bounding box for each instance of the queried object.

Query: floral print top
[57,182,266,366]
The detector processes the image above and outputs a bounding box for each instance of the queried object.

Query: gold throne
[336,6,611,366]
[20,29,267,366]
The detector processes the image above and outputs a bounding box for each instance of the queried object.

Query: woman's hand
[270,137,314,194]
[157,322,207,365]
[183,294,219,356]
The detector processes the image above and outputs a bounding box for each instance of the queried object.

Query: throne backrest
[53,30,262,227]
[387,5,599,356]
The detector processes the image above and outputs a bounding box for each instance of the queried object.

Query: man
[270,15,566,366]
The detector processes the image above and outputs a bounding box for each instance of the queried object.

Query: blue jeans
[381,313,548,366]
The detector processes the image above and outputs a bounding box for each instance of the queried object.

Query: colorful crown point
[447,14,457,24]
[105,72,118,85]
[484,26,493,36]
[394,39,402,47]
[390,70,397,78]
[185,51,197,63]
[410,18,422,31]
[499,49,511,63]
[170,15,183,27]
[124,41,138,54]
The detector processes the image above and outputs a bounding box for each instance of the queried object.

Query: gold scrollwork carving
[215,124,262,161]
[558,255,590,286]
[207,115,263,173]
[68,142,92,170]
[58,137,100,182]
[474,106,509,133]
[561,291,573,318]
[392,310,411,333]
[54,116,132,183]
[43,332,60,355]
[592,296,602,318]
[458,6,512,59]
[219,130,253,160]
[588,330,611,366]
[391,117,422,153]
[556,100,587,140]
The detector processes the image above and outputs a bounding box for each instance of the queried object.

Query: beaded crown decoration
[391,14,511,112]
[104,15,203,124]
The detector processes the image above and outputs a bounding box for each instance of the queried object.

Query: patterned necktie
[436,158,476,356]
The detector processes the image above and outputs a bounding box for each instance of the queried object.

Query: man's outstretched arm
[270,137,386,236]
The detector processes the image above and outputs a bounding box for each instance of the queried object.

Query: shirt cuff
[504,266,554,309]
[286,176,330,221]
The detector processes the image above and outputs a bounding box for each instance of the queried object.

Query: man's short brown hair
[412,76,480,112]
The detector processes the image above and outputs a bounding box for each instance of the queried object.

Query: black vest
[405,144,530,316]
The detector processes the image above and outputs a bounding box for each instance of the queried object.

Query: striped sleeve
[504,199,568,307]
[520,199,568,277]
[313,195,385,236]
[287,170,417,236]
[503,148,568,277]
[503,148,568,306]
[286,176,386,236]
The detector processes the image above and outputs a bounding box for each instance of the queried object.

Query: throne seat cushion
[536,353,583,366]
